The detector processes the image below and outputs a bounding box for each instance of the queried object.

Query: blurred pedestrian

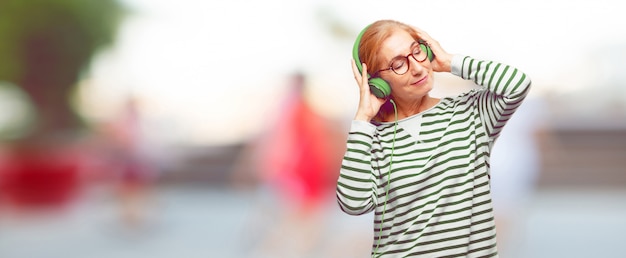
[104,96,158,230]
[233,72,343,257]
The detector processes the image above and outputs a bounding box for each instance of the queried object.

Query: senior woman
[336,19,531,257]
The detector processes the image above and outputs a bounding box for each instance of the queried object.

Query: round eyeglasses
[377,43,428,75]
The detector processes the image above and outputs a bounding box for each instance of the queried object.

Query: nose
[408,55,427,76]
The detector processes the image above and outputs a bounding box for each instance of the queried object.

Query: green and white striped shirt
[336,55,531,257]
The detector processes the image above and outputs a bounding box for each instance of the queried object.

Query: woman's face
[378,28,433,100]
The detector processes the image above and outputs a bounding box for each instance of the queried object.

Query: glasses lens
[412,45,427,62]
[390,44,427,75]
[391,59,408,75]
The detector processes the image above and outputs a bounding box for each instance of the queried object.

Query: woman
[336,19,531,257]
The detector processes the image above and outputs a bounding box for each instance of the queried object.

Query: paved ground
[1,185,625,258]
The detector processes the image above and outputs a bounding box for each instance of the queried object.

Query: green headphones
[352,25,435,98]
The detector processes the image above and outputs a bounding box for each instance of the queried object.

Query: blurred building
[537,41,626,189]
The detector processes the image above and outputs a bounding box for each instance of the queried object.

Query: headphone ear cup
[423,44,435,62]
[369,77,391,98]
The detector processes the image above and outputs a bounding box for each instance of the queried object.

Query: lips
[411,76,428,86]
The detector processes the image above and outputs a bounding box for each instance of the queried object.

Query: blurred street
[1,184,625,258]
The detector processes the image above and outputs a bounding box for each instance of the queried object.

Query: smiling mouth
[411,76,428,86]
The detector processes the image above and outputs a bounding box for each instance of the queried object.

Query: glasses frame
[375,42,428,76]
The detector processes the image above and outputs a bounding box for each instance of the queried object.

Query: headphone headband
[352,25,368,75]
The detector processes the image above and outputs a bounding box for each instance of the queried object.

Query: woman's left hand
[412,26,453,73]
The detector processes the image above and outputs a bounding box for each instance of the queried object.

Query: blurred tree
[0,0,124,143]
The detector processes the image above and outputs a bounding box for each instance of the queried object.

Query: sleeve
[336,120,380,215]
[451,55,532,140]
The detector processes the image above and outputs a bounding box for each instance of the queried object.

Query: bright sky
[76,0,626,146]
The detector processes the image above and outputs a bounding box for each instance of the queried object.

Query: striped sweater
[336,55,531,257]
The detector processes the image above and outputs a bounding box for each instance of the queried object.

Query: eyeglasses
[377,42,428,75]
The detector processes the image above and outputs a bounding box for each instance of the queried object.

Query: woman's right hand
[351,59,387,121]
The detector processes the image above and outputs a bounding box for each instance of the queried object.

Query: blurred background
[0,0,625,257]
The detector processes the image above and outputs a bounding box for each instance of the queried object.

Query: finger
[412,26,426,37]
[360,63,372,95]
[412,25,425,35]
[351,59,363,85]
[412,26,436,44]
[361,62,368,86]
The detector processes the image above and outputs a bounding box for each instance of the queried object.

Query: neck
[390,95,434,121]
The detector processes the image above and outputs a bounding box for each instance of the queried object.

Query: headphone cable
[374,99,398,257]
